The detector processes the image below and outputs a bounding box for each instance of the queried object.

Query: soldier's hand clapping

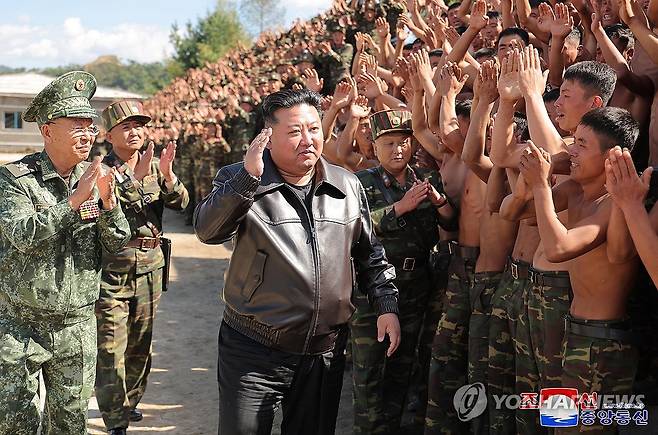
[69,157,101,210]
[244,128,272,178]
[97,165,117,210]
[134,142,155,181]
[393,182,430,216]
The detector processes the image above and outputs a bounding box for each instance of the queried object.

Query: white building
[0,72,142,153]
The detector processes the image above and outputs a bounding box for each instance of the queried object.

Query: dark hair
[543,87,561,102]
[474,47,496,61]
[456,25,468,34]
[497,27,530,47]
[404,43,414,51]
[604,24,635,51]
[413,38,424,46]
[261,89,322,125]
[487,10,501,20]
[448,2,461,10]
[428,48,444,57]
[563,61,616,105]
[529,0,542,7]
[579,107,639,151]
[455,99,472,118]
[513,113,530,141]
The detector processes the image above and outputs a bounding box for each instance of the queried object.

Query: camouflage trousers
[426,249,477,435]
[556,317,638,434]
[488,259,531,435]
[95,267,163,430]
[350,267,434,434]
[468,271,503,434]
[515,268,571,434]
[0,308,96,435]
[193,160,216,205]
[412,244,452,426]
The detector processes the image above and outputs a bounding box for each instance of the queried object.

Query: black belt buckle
[511,262,519,280]
[403,257,416,271]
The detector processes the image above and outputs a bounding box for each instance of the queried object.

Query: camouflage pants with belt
[468,271,503,434]
[0,311,96,435]
[95,268,163,430]
[425,254,476,435]
[515,269,571,434]
[412,246,452,426]
[488,260,531,434]
[351,267,433,435]
[557,322,638,434]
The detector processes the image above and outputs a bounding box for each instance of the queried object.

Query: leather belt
[565,314,634,342]
[447,241,479,261]
[529,268,571,288]
[126,236,161,249]
[507,257,530,280]
[390,256,428,272]
[437,240,455,254]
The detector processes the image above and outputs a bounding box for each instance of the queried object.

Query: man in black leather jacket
[194,88,400,435]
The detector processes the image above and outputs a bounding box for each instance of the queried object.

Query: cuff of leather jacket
[374,295,399,316]
[230,167,260,198]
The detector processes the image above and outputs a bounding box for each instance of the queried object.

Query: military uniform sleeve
[161,177,190,211]
[0,170,78,253]
[193,165,259,244]
[352,182,399,315]
[97,202,131,254]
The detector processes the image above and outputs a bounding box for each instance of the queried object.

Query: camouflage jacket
[224,111,255,164]
[0,151,131,323]
[356,165,446,264]
[102,151,189,274]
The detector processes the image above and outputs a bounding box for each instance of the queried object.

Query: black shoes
[129,409,143,422]
[108,429,126,435]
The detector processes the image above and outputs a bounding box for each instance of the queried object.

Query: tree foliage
[170,0,250,71]
[239,0,286,36]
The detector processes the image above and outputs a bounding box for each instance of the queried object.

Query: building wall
[0,95,126,153]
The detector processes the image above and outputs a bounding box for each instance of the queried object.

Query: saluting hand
[244,128,272,178]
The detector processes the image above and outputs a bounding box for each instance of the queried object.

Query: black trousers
[217,321,347,435]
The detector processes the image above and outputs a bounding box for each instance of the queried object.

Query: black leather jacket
[194,151,398,355]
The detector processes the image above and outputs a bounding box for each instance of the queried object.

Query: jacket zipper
[295,186,321,354]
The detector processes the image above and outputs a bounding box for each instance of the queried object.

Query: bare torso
[511,219,540,263]
[459,170,486,248]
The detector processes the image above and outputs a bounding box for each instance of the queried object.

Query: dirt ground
[87,209,355,435]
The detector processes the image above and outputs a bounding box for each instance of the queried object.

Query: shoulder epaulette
[4,155,39,178]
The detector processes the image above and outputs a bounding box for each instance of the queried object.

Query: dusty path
[87,209,354,434]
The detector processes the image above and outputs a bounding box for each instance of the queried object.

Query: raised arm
[322,81,354,142]
[461,60,497,182]
[336,95,378,171]
[411,70,443,159]
[438,62,470,155]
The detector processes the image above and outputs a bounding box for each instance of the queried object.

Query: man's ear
[592,95,604,108]
[40,124,53,145]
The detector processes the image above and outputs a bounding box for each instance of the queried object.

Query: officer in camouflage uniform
[193,119,230,203]
[95,100,189,435]
[352,110,456,435]
[318,19,354,93]
[0,71,131,435]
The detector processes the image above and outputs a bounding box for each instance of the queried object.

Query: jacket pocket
[243,250,267,302]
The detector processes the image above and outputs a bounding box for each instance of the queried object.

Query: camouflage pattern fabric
[317,43,354,92]
[426,251,477,435]
[558,321,638,434]
[0,151,130,434]
[514,278,546,434]
[193,136,230,204]
[488,259,531,434]
[412,244,452,426]
[468,271,503,434]
[0,313,97,435]
[350,270,433,434]
[101,151,189,274]
[224,110,254,165]
[22,71,97,125]
[95,268,163,430]
[101,100,151,132]
[353,165,443,434]
[370,109,412,140]
[95,152,187,430]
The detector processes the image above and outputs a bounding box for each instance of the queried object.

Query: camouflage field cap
[23,71,97,125]
[101,100,151,132]
[370,109,412,140]
[294,50,315,65]
[326,19,345,33]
